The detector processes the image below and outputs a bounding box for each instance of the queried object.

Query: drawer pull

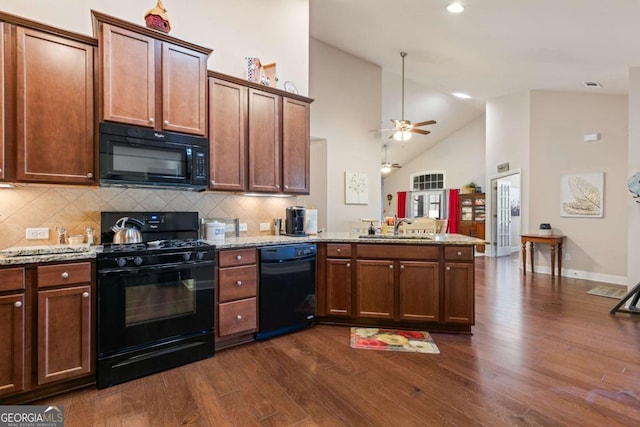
[82,292,89,298]
[336,248,341,253]
[14,301,22,308]
[389,265,393,269]
[61,272,69,279]
[346,263,350,267]
[236,280,243,286]
[236,255,242,260]
[457,251,462,256]
[400,264,405,269]
[446,266,451,270]
[236,315,243,320]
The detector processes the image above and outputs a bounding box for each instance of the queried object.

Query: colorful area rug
[587,285,627,299]
[350,328,440,354]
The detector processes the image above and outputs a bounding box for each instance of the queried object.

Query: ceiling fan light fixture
[447,2,464,13]
[381,164,392,173]
[393,130,412,141]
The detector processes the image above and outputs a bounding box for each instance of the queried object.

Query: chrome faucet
[393,215,411,236]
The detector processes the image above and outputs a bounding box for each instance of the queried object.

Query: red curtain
[397,191,407,218]
[448,189,459,233]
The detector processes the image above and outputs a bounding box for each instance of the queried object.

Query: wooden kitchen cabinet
[458,193,486,252]
[248,88,281,192]
[93,11,211,136]
[216,248,258,349]
[0,13,97,185]
[208,77,247,191]
[443,247,475,324]
[207,71,313,195]
[0,267,26,398]
[325,244,353,317]
[36,262,92,385]
[355,245,440,322]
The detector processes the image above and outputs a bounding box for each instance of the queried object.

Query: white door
[496,180,511,257]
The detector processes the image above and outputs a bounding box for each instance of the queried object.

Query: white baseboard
[525,264,627,285]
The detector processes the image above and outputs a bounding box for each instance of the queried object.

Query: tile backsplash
[0,185,305,249]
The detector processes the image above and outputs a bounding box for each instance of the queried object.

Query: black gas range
[97,211,216,389]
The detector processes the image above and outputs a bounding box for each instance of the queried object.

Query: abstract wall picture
[345,171,369,205]
[560,172,604,217]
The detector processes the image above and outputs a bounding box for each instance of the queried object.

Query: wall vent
[583,81,602,88]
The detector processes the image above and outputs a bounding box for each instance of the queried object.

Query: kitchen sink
[358,234,432,240]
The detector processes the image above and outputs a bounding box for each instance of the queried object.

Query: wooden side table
[520,234,566,278]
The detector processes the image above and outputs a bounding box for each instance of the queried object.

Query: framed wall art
[345,171,369,205]
[560,172,604,217]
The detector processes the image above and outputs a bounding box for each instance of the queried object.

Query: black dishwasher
[256,244,317,340]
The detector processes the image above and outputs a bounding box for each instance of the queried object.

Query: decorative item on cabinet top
[145,0,171,33]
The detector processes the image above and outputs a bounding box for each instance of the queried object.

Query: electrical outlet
[26,227,49,240]
[259,222,270,231]
[564,252,571,261]
[239,223,248,232]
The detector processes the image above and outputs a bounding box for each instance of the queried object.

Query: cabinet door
[326,258,352,317]
[0,294,25,397]
[356,260,394,319]
[16,27,94,184]
[162,42,207,135]
[209,78,247,191]
[443,262,474,324]
[282,97,310,194]
[248,88,281,192]
[101,23,155,127]
[398,261,440,322]
[37,285,91,385]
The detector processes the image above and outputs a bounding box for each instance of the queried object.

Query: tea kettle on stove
[111,217,144,244]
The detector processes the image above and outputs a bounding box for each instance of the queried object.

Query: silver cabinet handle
[149,118,155,123]
[275,184,280,189]
[389,265,393,269]
[211,180,216,185]
[82,292,89,298]
[164,120,169,125]
[336,248,341,253]
[236,255,242,260]
[0,168,3,173]
[446,266,451,270]
[61,272,69,279]
[400,265,405,269]
[236,315,243,320]
[14,301,22,308]
[346,263,350,267]
[457,251,462,256]
[236,280,242,286]
[284,185,289,189]
[87,172,93,178]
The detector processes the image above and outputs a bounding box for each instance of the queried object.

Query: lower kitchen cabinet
[356,260,394,319]
[216,248,258,349]
[398,261,440,322]
[325,243,353,317]
[0,261,95,404]
[443,247,475,324]
[37,285,91,385]
[0,267,26,398]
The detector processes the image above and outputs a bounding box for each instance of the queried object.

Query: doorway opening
[489,170,521,257]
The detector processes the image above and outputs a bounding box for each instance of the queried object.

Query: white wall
[629,69,640,289]
[382,115,486,217]
[0,0,309,95]
[309,39,382,231]
[529,91,627,281]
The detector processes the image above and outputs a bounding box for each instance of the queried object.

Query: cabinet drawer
[357,244,439,261]
[444,246,474,261]
[327,243,351,258]
[218,297,257,336]
[218,248,256,267]
[219,265,257,302]
[37,262,92,288]
[0,267,25,292]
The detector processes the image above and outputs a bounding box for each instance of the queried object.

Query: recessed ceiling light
[452,92,471,99]
[447,2,464,13]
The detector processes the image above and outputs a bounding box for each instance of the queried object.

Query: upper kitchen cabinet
[0,12,96,185]
[92,11,211,136]
[207,71,312,194]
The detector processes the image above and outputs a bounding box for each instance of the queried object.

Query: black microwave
[99,122,209,191]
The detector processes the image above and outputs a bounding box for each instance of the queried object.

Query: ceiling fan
[371,51,436,141]
[381,144,401,173]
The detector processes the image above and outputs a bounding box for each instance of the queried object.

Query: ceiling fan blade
[391,163,402,168]
[411,128,431,135]
[412,120,437,127]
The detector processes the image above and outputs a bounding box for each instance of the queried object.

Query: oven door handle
[98,260,215,276]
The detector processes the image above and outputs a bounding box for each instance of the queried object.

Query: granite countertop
[0,244,100,266]
[207,232,487,249]
[0,233,486,265]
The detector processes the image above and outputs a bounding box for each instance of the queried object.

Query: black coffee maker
[284,206,307,236]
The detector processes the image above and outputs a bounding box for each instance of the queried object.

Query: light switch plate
[259,222,270,231]
[239,223,248,232]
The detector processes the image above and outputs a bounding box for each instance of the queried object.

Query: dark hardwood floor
[37,255,640,426]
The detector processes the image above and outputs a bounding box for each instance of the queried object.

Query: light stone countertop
[0,233,486,265]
